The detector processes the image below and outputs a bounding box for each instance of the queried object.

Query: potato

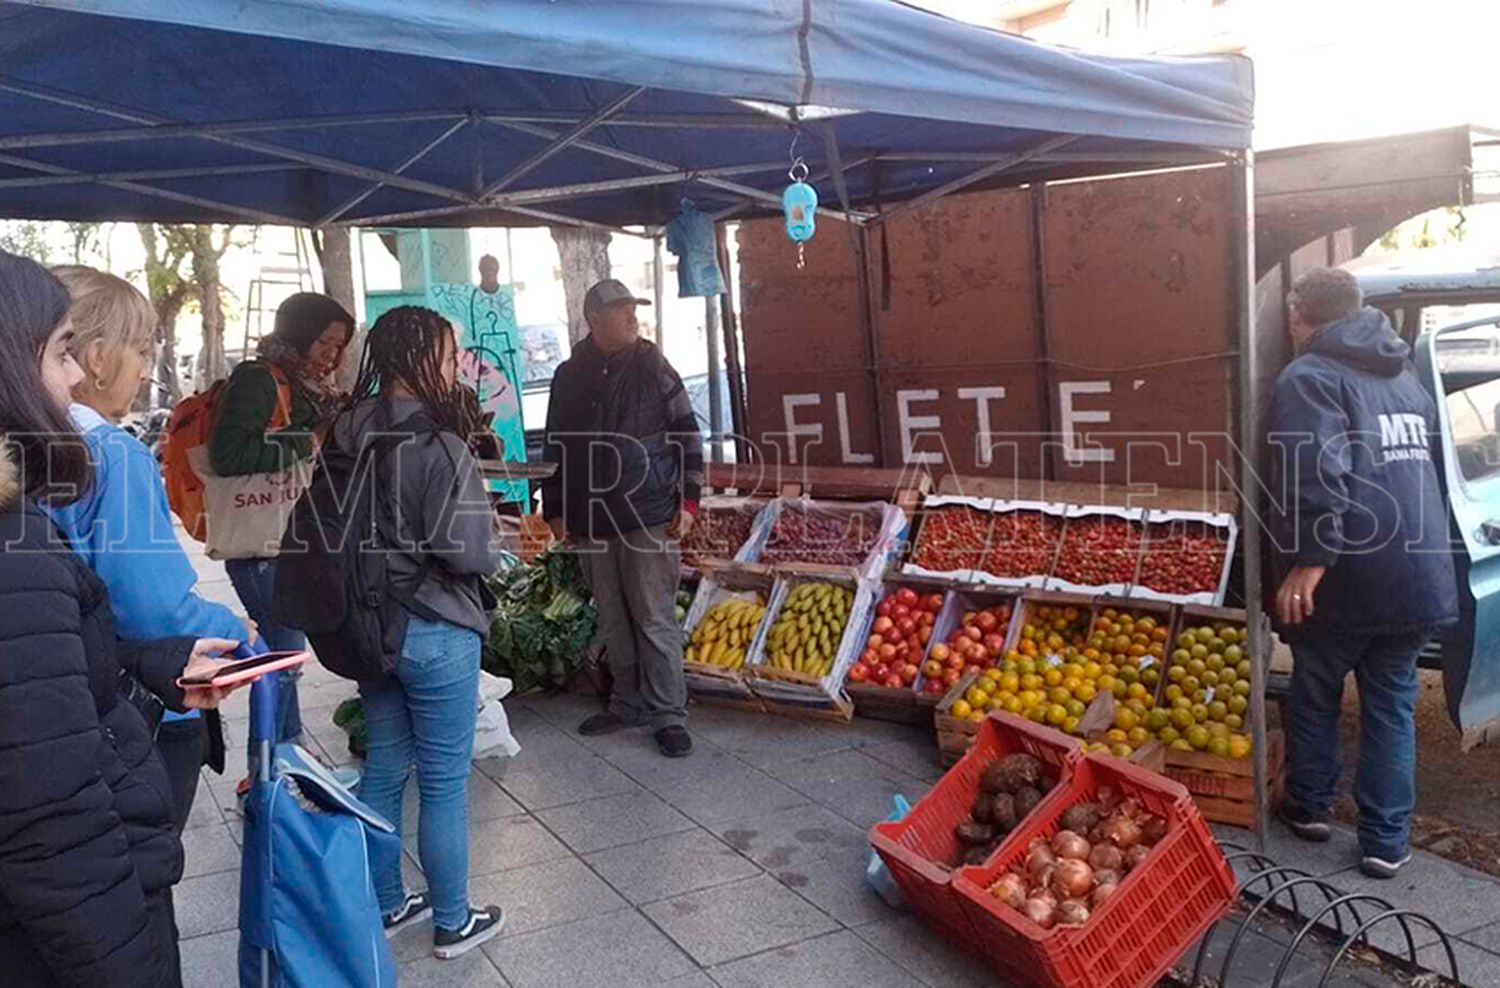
[991,792,1019,832]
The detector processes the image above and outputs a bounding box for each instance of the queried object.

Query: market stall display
[680,570,775,711]
[482,547,597,692]
[746,573,875,721]
[1155,607,1284,826]
[870,712,1083,953]
[972,501,1065,588]
[679,496,766,570]
[751,497,908,580]
[1048,506,1145,596]
[953,754,1235,988]
[904,495,993,580]
[844,580,951,725]
[1132,510,1237,606]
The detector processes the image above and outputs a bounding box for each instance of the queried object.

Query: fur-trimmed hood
[0,443,17,514]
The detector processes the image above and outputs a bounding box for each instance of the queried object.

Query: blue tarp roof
[0,0,1254,229]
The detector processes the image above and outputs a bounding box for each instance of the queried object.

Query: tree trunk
[190,227,227,390]
[314,226,364,390]
[550,226,612,345]
[154,290,186,406]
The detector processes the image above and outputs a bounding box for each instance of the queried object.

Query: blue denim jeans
[1287,629,1430,860]
[225,557,304,757]
[357,617,481,929]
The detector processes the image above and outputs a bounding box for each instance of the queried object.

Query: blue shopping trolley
[235,645,399,987]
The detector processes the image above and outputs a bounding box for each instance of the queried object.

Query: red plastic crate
[952,753,1236,988]
[869,711,1084,950]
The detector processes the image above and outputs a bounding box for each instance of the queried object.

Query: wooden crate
[935,670,984,766]
[847,574,959,727]
[1162,729,1285,827]
[746,572,875,719]
[761,692,857,724]
[681,569,775,707]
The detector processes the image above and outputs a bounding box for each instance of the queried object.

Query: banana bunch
[685,594,766,669]
[765,582,854,677]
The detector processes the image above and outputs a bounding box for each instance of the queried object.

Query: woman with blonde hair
[48,265,250,832]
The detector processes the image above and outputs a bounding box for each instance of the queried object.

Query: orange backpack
[162,363,292,542]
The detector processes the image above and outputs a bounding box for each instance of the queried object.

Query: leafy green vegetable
[482,546,598,692]
[331,697,367,758]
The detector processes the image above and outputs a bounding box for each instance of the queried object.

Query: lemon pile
[1146,622,1254,759]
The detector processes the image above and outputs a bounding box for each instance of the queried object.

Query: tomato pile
[923,598,1015,697]
[976,510,1062,582]
[910,505,990,573]
[848,586,944,690]
[680,507,756,567]
[1052,515,1142,587]
[761,505,878,568]
[1137,521,1229,597]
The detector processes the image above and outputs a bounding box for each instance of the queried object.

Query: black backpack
[272,411,439,683]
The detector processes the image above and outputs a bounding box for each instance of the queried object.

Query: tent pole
[653,235,666,344]
[874,149,1224,166]
[481,87,646,199]
[0,161,299,189]
[489,119,868,223]
[715,223,748,461]
[705,297,724,464]
[1231,150,1269,850]
[0,150,302,225]
[489,161,799,206]
[870,135,1079,225]
[318,117,470,226]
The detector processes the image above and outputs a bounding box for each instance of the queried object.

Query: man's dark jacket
[0,445,190,987]
[1269,307,1458,638]
[542,337,703,539]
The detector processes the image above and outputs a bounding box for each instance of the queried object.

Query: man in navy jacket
[1269,267,1457,878]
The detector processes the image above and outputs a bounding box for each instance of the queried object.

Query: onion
[1093,868,1123,887]
[990,873,1028,909]
[1022,896,1057,930]
[1051,830,1091,861]
[1124,844,1152,872]
[1056,899,1091,926]
[1097,785,1120,812]
[1031,886,1058,909]
[1101,814,1143,849]
[1025,843,1057,883]
[1051,858,1095,900]
[1088,843,1124,872]
[1142,816,1169,847]
[1092,882,1119,908]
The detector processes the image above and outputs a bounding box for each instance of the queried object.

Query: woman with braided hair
[331,306,504,959]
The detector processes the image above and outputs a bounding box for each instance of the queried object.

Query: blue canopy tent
[0,0,1252,231]
[0,0,1274,842]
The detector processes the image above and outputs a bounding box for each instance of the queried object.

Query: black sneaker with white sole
[382,891,432,939]
[434,905,505,959]
[1279,803,1332,843]
[1360,853,1412,879]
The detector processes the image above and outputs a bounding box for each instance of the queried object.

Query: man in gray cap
[541,278,703,757]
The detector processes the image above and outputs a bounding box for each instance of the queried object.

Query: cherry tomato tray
[870,711,1085,954]
[953,753,1235,988]
[969,500,1067,590]
[1129,510,1237,607]
[903,495,995,582]
[1045,505,1146,598]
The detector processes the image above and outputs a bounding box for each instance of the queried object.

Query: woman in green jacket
[209,292,351,776]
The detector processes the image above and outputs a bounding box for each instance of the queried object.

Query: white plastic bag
[473,672,520,760]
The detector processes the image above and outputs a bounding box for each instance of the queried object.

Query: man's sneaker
[382,891,432,939]
[433,905,505,959]
[656,725,693,758]
[578,712,638,737]
[1279,803,1332,842]
[1360,853,1412,880]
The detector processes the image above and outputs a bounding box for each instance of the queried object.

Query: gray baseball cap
[584,278,651,314]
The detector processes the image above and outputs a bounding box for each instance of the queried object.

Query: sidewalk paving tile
[491,751,640,811]
[179,930,239,987]
[487,908,696,988]
[399,771,527,832]
[662,975,718,988]
[412,814,572,879]
[688,714,854,768]
[179,823,240,879]
[851,915,998,988]
[584,828,762,905]
[762,748,930,829]
[182,786,226,830]
[707,930,926,988]
[468,856,628,940]
[397,949,511,987]
[1418,937,1499,988]
[648,761,811,828]
[641,874,840,968]
[1212,822,1363,880]
[174,869,241,939]
[535,788,697,855]
[857,739,946,782]
[1457,918,1500,952]
[1314,847,1500,953]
